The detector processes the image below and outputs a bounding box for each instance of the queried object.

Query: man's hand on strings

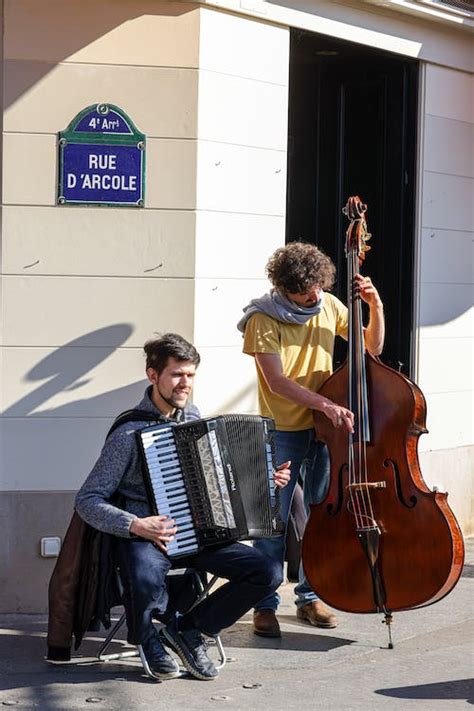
[321,400,354,433]
[354,273,382,308]
[274,461,291,488]
[130,515,178,552]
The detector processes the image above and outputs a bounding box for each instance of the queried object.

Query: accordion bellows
[138,414,284,559]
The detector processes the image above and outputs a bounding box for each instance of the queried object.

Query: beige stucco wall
[0,0,290,612]
[416,63,474,535]
[1,0,203,612]
[192,9,289,415]
[416,63,473,455]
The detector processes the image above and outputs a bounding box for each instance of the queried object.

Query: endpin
[382,612,394,649]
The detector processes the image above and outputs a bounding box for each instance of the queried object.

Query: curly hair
[265,242,336,293]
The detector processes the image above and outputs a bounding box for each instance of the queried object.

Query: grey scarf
[237,289,325,333]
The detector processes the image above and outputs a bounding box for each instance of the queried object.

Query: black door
[286,30,418,375]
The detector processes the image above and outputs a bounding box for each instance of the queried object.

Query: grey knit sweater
[75,387,200,538]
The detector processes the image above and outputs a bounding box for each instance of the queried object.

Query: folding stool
[97,568,226,678]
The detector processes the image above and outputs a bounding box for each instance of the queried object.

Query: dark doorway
[286,30,418,375]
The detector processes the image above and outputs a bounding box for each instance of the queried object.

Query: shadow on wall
[2,324,146,419]
[4,0,194,111]
[2,323,256,420]
[419,289,473,329]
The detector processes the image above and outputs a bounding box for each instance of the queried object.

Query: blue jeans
[253,429,329,611]
[116,538,282,644]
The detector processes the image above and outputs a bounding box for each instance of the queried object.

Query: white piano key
[164,482,187,493]
[156,502,189,515]
[157,501,191,516]
[155,494,190,508]
[149,447,179,457]
[162,489,188,500]
[147,467,181,478]
[176,523,195,534]
[149,455,179,462]
[147,464,181,476]
[173,538,198,548]
[169,534,197,547]
[153,481,186,493]
[159,496,190,509]
[157,476,185,487]
[141,434,175,446]
[146,454,180,466]
[168,543,198,556]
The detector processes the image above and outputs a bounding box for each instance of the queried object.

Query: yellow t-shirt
[242,293,348,431]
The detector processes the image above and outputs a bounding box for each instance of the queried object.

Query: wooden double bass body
[302,198,464,623]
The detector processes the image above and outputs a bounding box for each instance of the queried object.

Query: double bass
[302,196,464,646]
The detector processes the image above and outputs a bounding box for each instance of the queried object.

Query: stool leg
[187,574,219,612]
[97,613,139,661]
[137,644,155,679]
[188,572,226,670]
[213,635,227,670]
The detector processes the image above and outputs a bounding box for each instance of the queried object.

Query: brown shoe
[296,601,338,629]
[253,609,281,638]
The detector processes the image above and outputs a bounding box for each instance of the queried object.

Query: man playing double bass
[238,241,385,638]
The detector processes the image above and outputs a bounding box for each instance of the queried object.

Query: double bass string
[355,246,376,530]
[347,222,361,528]
[346,212,376,531]
[347,220,366,529]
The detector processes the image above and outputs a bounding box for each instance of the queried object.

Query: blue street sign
[58,104,145,207]
[61,144,143,204]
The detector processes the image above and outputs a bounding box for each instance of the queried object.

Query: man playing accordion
[75,333,290,681]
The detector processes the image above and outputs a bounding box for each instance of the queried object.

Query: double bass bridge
[347,481,386,490]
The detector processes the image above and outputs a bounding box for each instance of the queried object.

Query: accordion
[138,414,284,559]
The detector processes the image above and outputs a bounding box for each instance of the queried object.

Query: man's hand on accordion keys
[274,460,291,488]
[130,515,178,552]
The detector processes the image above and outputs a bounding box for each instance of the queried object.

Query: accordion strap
[106,409,162,440]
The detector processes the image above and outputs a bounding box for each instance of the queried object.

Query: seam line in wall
[425,113,474,127]
[5,58,289,87]
[2,205,285,216]
[424,169,474,180]
[4,131,287,153]
[422,226,473,234]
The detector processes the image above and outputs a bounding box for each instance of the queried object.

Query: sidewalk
[1,539,472,710]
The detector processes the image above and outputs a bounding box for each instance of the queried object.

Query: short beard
[157,385,187,411]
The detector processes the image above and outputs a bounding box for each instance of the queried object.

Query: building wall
[192,9,289,414]
[417,63,474,534]
[0,0,202,612]
[0,1,289,613]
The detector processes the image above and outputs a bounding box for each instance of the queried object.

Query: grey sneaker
[138,627,180,680]
[160,619,218,681]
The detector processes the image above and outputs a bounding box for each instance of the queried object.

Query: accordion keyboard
[140,425,199,557]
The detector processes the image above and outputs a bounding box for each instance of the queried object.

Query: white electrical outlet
[40,537,62,558]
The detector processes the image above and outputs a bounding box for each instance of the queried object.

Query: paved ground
[1,539,473,710]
